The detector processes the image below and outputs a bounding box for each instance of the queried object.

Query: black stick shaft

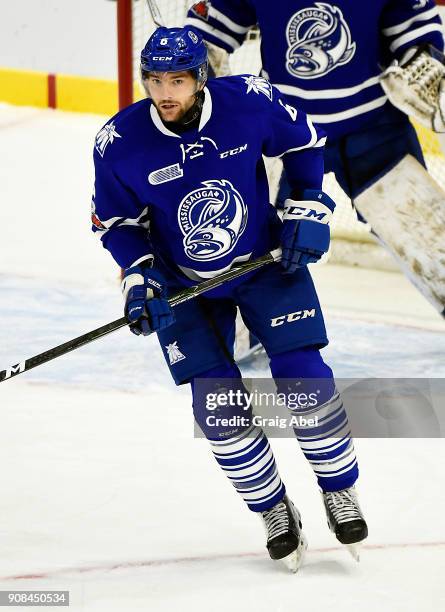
[0,250,281,383]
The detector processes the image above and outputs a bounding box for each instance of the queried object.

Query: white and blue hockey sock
[289,388,358,491]
[191,365,286,512]
[208,424,286,512]
[270,348,359,492]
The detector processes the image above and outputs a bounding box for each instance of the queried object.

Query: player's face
[143,71,202,122]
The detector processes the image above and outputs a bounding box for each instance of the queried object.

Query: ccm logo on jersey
[220,144,248,159]
[271,309,316,327]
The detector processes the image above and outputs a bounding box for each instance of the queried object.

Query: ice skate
[322,486,368,561]
[260,494,307,573]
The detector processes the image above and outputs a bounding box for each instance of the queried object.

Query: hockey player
[91,26,367,571]
[186,0,445,317]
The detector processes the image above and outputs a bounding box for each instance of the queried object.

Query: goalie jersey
[92,76,325,282]
[186,0,445,139]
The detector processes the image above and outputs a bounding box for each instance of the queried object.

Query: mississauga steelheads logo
[177,180,248,262]
[286,3,356,79]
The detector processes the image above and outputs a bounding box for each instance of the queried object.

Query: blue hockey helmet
[141,26,208,84]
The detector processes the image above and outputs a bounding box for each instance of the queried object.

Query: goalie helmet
[141,26,208,85]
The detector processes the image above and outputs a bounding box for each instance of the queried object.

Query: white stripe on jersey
[178,251,252,281]
[96,207,150,234]
[382,5,439,37]
[275,76,381,100]
[96,214,121,230]
[309,95,388,123]
[313,137,327,148]
[276,115,318,157]
[389,22,444,52]
[208,6,251,35]
[185,17,240,51]
[129,254,154,268]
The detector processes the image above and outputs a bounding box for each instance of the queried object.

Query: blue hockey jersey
[186,0,444,139]
[92,75,325,282]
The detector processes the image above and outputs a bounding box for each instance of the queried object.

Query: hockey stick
[145,0,165,27]
[0,249,281,383]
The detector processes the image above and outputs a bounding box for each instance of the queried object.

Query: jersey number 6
[279,99,298,121]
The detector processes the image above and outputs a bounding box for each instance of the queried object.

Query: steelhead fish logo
[177,180,248,262]
[286,3,356,79]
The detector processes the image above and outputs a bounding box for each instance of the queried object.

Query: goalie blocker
[354,154,445,316]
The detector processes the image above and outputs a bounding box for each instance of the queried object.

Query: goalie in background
[187,0,445,331]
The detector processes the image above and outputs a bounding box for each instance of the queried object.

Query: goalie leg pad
[355,154,445,315]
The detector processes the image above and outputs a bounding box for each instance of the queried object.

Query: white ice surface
[0,105,444,611]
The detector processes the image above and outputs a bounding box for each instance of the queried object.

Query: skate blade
[279,532,308,574]
[345,542,362,562]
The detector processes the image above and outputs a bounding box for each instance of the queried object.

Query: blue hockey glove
[122,260,175,335]
[281,189,336,274]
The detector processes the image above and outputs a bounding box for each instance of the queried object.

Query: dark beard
[162,90,205,134]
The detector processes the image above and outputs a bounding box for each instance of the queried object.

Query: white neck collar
[149,86,212,137]
[199,86,212,131]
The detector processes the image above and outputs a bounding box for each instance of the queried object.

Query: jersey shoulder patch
[218,74,274,101]
[93,99,149,161]
[241,75,274,101]
[209,75,276,117]
[95,120,122,158]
